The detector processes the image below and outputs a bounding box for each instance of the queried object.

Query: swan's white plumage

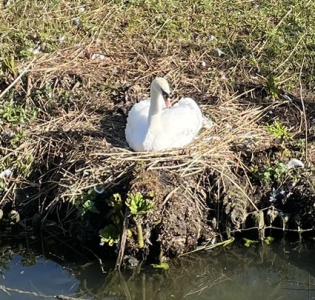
[125,97,204,152]
[125,99,151,152]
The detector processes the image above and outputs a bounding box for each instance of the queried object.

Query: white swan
[125,77,209,152]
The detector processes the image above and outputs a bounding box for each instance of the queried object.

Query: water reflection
[0,240,314,300]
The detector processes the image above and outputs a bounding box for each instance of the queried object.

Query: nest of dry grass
[28,96,269,201]
[23,90,271,261]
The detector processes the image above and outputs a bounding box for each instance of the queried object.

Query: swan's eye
[162,90,169,99]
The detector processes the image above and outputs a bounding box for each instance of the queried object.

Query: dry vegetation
[0,0,314,265]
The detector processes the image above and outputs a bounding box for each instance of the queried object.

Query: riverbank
[0,0,314,267]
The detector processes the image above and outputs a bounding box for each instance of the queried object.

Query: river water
[0,239,314,300]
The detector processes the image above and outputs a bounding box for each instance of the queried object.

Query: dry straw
[1,46,272,221]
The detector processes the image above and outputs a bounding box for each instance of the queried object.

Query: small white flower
[201,61,206,67]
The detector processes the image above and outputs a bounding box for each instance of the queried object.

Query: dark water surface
[0,239,314,300]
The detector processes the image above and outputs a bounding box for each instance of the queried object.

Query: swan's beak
[162,91,172,108]
[165,99,172,108]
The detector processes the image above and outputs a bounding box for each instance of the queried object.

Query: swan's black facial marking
[161,89,170,99]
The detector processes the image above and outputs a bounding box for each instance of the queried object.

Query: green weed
[99,224,120,247]
[0,102,38,125]
[264,236,275,245]
[262,162,288,185]
[267,121,291,141]
[126,192,154,249]
[243,238,259,248]
[81,189,99,216]
[16,154,34,177]
[126,192,154,216]
[266,76,280,100]
[151,262,170,271]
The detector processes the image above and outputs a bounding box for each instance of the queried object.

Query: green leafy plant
[243,238,259,248]
[267,120,291,141]
[0,102,38,125]
[14,153,34,177]
[81,189,99,216]
[82,199,99,215]
[264,236,275,245]
[1,56,18,77]
[99,224,120,247]
[262,162,288,184]
[95,193,124,249]
[126,192,154,249]
[10,131,26,148]
[110,193,123,211]
[126,192,154,216]
[151,262,170,271]
[106,193,124,227]
[266,75,280,100]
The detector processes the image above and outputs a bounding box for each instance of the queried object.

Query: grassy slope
[1,0,314,87]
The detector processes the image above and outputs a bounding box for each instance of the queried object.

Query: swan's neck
[148,88,164,130]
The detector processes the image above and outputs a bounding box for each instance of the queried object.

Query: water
[0,239,314,300]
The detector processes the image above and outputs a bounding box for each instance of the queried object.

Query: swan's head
[151,77,172,108]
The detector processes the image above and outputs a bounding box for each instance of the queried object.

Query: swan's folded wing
[125,100,150,151]
[159,98,203,149]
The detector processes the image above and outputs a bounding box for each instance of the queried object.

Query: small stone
[73,17,81,26]
[126,256,139,268]
[0,169,13,179]
[287,158,304,169]
[91,53,106,61]
[9,210,20,224]
[94,185,105,194]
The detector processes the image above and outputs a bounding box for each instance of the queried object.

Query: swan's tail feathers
[202,116,214,129]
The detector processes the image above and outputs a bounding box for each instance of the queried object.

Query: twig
[298,57,308,162]
[115,210,129,270]
[55,296,88,300]
[180,237,235,257]
[0,58,36,100]
[162,187,179,207]
[0,284,53,299]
